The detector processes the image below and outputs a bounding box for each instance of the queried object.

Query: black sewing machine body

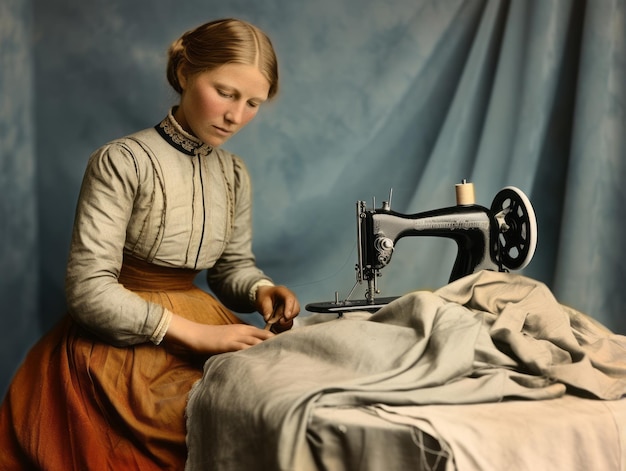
[306,185,537,313]
[357,202,500,286]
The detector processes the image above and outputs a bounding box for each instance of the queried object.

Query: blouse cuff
[150,308,173,345]
[248,279,275,304]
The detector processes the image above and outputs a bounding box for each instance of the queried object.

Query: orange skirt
[0,256,243,470]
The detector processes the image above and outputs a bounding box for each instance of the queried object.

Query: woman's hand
[164,314,274,354]
[255,285,300,332]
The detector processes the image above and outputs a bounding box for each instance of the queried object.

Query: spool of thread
[455,181,475,205]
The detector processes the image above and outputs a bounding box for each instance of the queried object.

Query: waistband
[118,255,201,291]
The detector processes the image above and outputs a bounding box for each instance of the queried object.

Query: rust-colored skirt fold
[0,256,243,470]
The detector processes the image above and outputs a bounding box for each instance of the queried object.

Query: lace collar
[155,108,213,157]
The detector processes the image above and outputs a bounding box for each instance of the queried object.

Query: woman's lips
[213,125,233,135]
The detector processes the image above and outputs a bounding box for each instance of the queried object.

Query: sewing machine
[306,182,537,313]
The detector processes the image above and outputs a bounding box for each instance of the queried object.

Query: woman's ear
[177,65,188,91]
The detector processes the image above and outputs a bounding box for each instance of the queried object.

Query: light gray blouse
[65,110,272,346]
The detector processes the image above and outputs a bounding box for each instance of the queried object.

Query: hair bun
[166,37,185,94]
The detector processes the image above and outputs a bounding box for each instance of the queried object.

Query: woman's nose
[225,103,245,124]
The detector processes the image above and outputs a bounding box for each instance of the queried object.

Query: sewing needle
[264,309,282,331]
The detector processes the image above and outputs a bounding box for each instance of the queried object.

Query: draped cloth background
[1,0,624,394]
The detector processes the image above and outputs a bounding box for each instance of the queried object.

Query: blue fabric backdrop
[1,0,625,395]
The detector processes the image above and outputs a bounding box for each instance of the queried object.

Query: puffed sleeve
[206,156,273,312]
[65,142,168,346]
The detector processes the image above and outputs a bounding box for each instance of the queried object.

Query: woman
[0,18,299,470]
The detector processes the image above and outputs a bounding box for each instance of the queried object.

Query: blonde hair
[167,18,279,99]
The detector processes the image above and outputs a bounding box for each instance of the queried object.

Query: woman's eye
[217,90,233,98]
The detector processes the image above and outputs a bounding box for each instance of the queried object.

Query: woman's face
[174,63,270,147]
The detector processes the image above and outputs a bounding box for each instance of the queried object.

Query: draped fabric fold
[184,271,626,471]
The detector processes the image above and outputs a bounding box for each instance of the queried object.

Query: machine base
[306,296,400,313]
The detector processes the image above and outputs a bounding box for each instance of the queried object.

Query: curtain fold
[554,0,626,332]
[0,0,40,395]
